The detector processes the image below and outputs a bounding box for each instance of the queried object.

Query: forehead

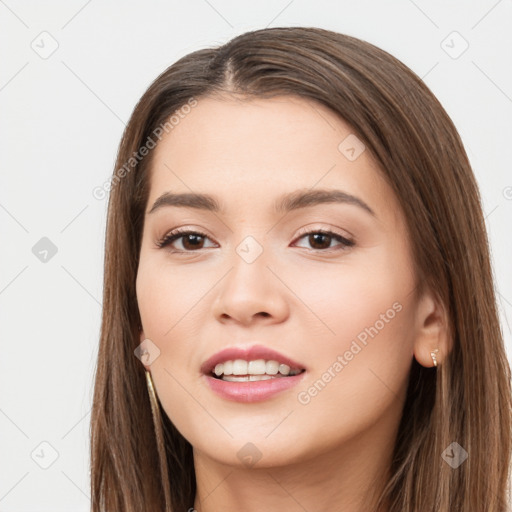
[147,95,398,224]
[153,94,359,166]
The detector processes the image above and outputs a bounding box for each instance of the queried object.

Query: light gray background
[1,1,511,510]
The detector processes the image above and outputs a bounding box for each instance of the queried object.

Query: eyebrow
[148,188,376,217]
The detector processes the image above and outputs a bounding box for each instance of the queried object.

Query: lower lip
[203,372,306,403]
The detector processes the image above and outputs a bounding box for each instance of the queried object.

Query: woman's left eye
[156,228,355,252]
[292,230,355,251]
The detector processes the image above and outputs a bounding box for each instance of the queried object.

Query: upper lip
[201,344,307,375]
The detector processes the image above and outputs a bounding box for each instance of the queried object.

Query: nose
[212,247,290,326]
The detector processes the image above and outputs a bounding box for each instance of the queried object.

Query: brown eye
[180,233,205,250]
[293,230,355,251]
[308,232,332,250]
[156,230,216,251]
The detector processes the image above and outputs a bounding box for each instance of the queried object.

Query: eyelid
[293,224,354,242]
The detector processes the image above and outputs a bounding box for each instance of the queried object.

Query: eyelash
[155,227,355,253]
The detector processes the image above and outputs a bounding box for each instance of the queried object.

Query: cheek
[136,256,214,387]
[288,248,416,431]
[136,259,207,439]
[285,247,416,405]
[289,246,414,350]
[136,257,206,338]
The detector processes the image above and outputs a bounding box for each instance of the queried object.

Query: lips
[200,344,306,376]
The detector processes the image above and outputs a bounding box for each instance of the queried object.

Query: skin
[136,94,449,512]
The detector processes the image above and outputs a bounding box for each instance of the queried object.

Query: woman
[90,26,512,511]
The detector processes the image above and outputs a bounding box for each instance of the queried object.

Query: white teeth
[266,360,279,375]
[247,359,266,374]
[278,364,290,376]
[232,359,248,375]
[223,375,273,382]
[211,359,303,379]
[223,360,233,375]
[249,374,272,381]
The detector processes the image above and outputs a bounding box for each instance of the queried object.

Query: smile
[201,345,307,402]
[212,359,304,381]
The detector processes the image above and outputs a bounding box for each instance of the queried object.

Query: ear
[412,288,451,368]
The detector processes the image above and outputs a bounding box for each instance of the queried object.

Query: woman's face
[136,94,422,468]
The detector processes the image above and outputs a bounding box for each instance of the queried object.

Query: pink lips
[201,344,307,403]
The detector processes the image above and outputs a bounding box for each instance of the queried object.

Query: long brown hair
[90,27,512,511]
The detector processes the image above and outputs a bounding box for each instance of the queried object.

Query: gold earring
[145,369,160,416]
[430,348,439,368]
[144,369,172,508]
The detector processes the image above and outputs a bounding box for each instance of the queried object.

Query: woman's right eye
[156,229,217,252]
